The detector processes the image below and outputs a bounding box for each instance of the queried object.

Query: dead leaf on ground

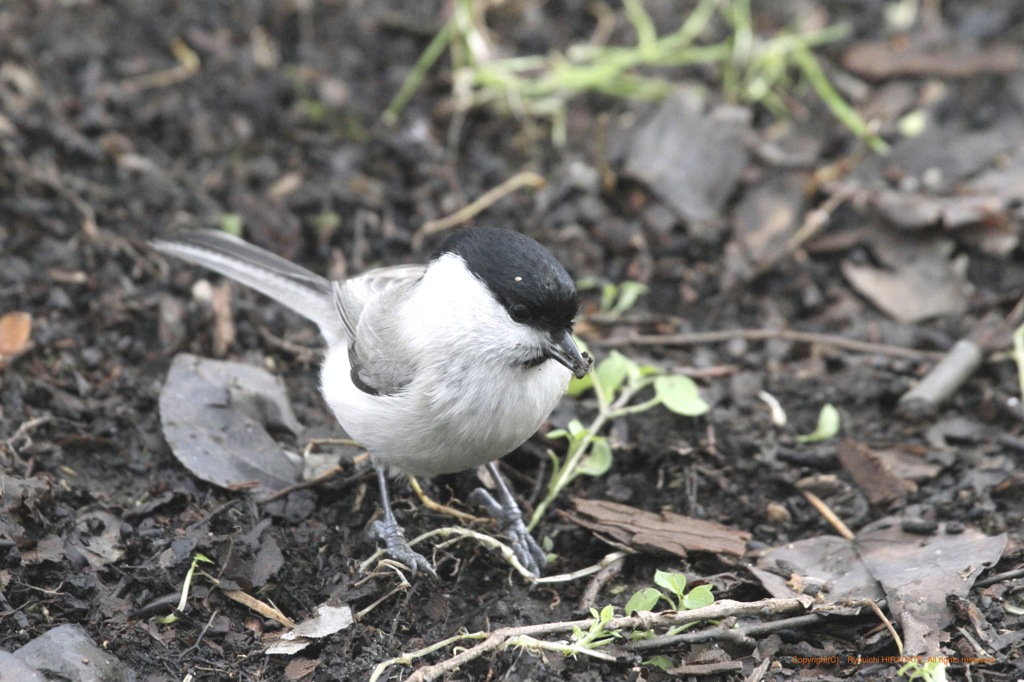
[0,311,32,369]
[158,353,304,495]
[67,511,125,569]
[836,439,919,506]
[857,518,1006,656]
[841,233,971,323]
[265,599,354,656]
[565,498,750,559]
[722,175,806,289]
[751,535,884,602]
[750,517,1006,658]
[0,475,54,549]
[618,88,750,230]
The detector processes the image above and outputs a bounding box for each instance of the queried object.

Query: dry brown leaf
[0,311,33,369]
[836,438,917,505]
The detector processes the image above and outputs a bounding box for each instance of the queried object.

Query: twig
[900,310,1019,410]
[801,490,855,540]
[578,554,627,613]
[357,524,629,583]
[411,172,546,250]
[626,611,824,651]
[260,439,366,503]
[202,575,295,628]
[394,597,811,682]
[408,476,487,524]
[976,566,1024,588]
[733,185,856,288]
[178,609,219,659]
[864,599,903,655]
[120,38,200,93]
[593,327,943,361]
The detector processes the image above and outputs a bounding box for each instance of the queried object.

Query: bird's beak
[548,330,593,379]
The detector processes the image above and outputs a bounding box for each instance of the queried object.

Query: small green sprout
[622,570,715,658]
[624,570,715,615]
[571,604,621,651]
[898,659,947,682]
[219,213,243,237]
[795,403,841,443]
[644,654,676,670]
[531,345,709,529]
[578,278,650,319]
[159,552,215,624]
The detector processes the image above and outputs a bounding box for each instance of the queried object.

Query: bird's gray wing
[334,265,425,396]
[151,230,343,344]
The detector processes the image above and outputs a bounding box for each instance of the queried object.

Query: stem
[382,19,456,124]
[609,396,662,418]
[507,635,619,662]
[528,381,645,530]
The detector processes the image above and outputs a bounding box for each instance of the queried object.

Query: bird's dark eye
[509,304,531,323]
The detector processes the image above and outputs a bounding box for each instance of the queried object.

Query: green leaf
[796,403,841,443]
[595,351,634,398]
[219,213,243,237]
[654,375,709,416]
[599,604,614,622]
[600,282,619,313]
[653,570,688,599]
[624,587,662,615]
[566,371,594,397]
[566,419,587,438]
[681,584,715,610]
[609,280,648,317]
[643,655,675,670]
[577,437,613,477]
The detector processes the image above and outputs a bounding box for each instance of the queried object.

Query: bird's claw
[370,519,436,578]
[470,488,547,577]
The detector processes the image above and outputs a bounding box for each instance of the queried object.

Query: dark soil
[2,1,1024,680]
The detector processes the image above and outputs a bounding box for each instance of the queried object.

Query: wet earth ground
[2,0,1024,680]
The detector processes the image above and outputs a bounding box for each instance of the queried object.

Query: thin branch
[593,327,943,361]
[398,597,811,682]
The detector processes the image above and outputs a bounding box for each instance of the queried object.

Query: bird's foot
[470,487,547,577]
[370,518,436,578]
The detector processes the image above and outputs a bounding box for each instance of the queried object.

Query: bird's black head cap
[436,227,579,333]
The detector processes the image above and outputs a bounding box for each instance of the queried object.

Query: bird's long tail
[151,230,342,343]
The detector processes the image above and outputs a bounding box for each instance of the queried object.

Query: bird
[151,227,592,577]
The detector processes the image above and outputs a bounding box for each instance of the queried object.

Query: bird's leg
[369,464,436,577]
[470,462,547,576]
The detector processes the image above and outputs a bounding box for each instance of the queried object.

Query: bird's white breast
[320,255,571,476]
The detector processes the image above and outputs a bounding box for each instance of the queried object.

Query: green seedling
[219,213,243,238]
[531,344,709,529]
[898,659,947,682]
[578,278,650,319]
[623,570,715,658]
[159,553,215,624]
[571,604,621,651]
[795,402,841,443]
[386,0,886,151]
[643,654,676,670]
[624,570,715,615]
